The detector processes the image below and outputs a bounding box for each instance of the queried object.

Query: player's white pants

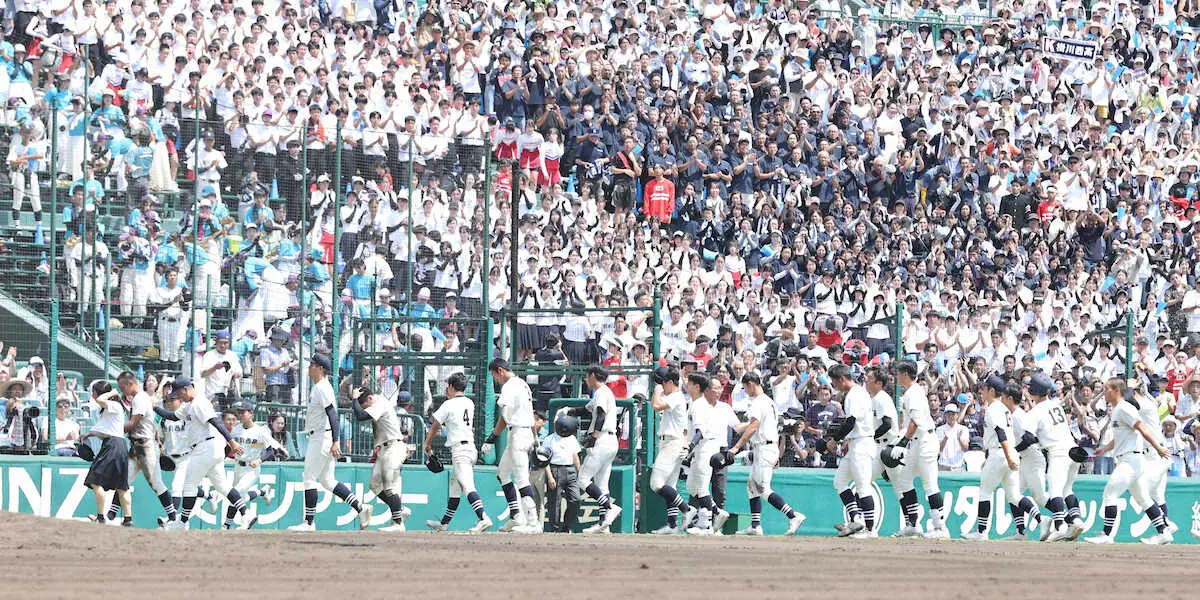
[978,451,1021,505]
[448,442,479,498]
[10,170,40,214]
[1101,452,1151,508]
[747,443,780,498]
[169,454,190,497]
[891,433,939,495]
[183,439,232,497]
[158,306,186,363]
[578,432,618,492]
[127,437,167,494]
[686,439,723,497]
[1138,453,1169,505]
[301,433,338,490]
[119,268,152,317]
[369,440,406,495]
[1017,449,1048,506]
[1044,446,1073,499]
[870,448,905,486]
[498,428,534,488]
[650,436,687,492]
[232,464,261,493]
[833,437,876,497]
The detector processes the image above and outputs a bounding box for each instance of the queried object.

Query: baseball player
[725,372,805,536]
[226,402,279,527]
[865,368,917,537]
[1011,390,1047,537]
[828,364,879,539]
[350,387,408,532]
[1132,385,1176,539]
[886,360,948,539]
[103,371,178,526]
[563,366,622,534]
[1024,372,1084,542]
[648,366,691,534]
[153,377,250,530]
[156,390,209,526]
[963,377,1040,541]
[684,371,734,535]
[482,359,540,534]
[1086,378,1172,545]
[425,373,492,533]
[287,354,374,531]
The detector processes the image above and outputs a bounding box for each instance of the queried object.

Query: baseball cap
[165,376,193,398]
[1027,372,1056,396]
[311,353,332,371]
[214,330,231,341]
[943,403,960,413]
[232,400,254,412]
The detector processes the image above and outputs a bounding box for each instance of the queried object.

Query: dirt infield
[4,512,1190,600]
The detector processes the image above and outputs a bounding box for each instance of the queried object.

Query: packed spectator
[2,0,1200,475]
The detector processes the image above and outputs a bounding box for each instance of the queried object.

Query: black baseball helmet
[709,448,734,470]
[76,442,96,462]
[554,415,579,437]
[425,453,444,473]
[880,446,905,469]
[531,445,552,468]
[1068,446,1089,463]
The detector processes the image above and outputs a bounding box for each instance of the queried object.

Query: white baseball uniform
[160,412,190,498]
[364,401,408,496]
[230,422,281,493]
[746,393,780,498]
[1100,401,1152,507]
[579,385,619,493]
[433,394,479,497]
[650,389,689,492]
[1029,398,1076,499]
[497,376,535,488]
[891,383,938,496]
[833,384,877,498]
[1135,399,1168,506]
[1012,406,1048,506]
[178,393,233,497]
[301,377,340,490]
[978,401,1021,507]
[869,389,902,481]
[687,399,737,498]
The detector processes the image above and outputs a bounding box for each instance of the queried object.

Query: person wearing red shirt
[686,336,713,371]
[1037,185,1061,224]
[643,165,676,223]
[601,335,628,399]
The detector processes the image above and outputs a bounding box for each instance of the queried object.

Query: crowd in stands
[2,0,1200,474]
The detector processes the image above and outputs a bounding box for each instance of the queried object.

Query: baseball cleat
[786,513,806,535]
[736,525,764,536]
[602,504,623,528]
[513,524,541,534]
[1046,525,1070,542]
[683,507,697,528]
[837,521,864,537]
[922,527,950,540]
[849,530,878,539]
[426,521,448,532]
[582,522,607,534]
[1166,520,1179,535]
[1140,532,1173,545]
[1084,534,1114,545]
[400,506,412,522]
[497,518,519,533]
[685,526,713,536]
[893,525,923,538]
[358,505,374,530]
[121,520,135,527]
[157,517,167,529]
[1039,522,1055,542]
[1027,513,1042,537]
[961,530,987,541]
[106,518,121,527]
[996,532,1026,541]
[1064,521,1086,541]
[261,485,276,506]
[652,524,679,535]
[163,520,187,531]
[711,508,729,533]
[380,522,407,533]
[468,516,493,534]
[287,522,316,532]
[239,515,258,530]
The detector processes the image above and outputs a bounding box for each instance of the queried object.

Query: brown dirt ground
[4,512,1192,600]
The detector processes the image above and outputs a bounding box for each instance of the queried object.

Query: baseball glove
[159,455,176,471]
[1068,446,1089,464]
[76,442,96,462]
[425,454,445,473]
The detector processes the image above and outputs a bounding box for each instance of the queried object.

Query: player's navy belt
[377,439,402,449]
[237,459,254,467]
[1114,450,1140,460]
[600,430,616,435]
[190,436,215,449]
[756,440,775,446]
[167,453,185,459]
[305,428,332,435]
[457,440,471,445]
